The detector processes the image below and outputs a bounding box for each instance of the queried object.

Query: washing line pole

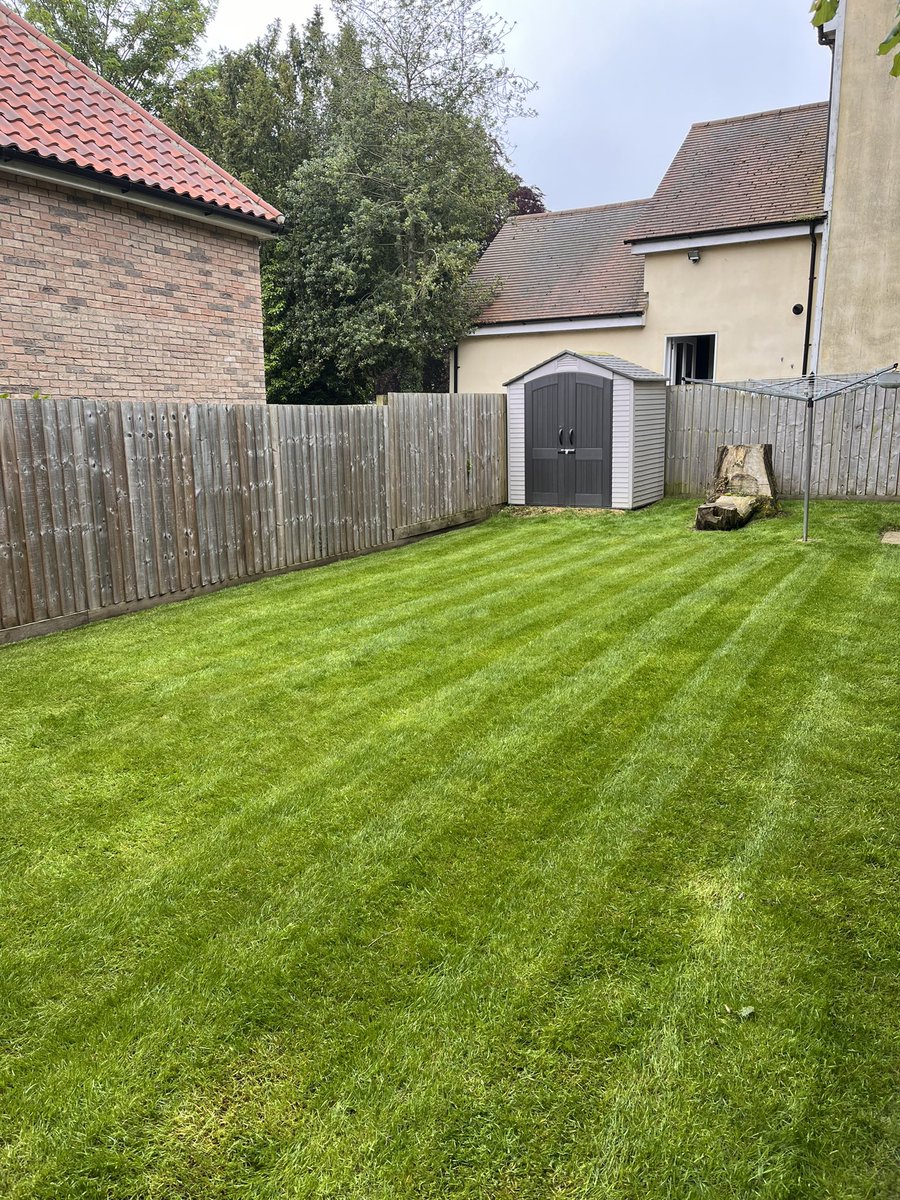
[802,373,815,544]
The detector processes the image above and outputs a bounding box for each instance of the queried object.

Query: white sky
[205,0,832,211]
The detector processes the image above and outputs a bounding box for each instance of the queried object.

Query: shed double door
[524,372,613,507]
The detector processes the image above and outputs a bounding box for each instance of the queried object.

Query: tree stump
[711,444,778,512]
[694,444,779,531]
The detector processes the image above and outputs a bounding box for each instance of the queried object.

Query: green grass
[1,499,899,1199]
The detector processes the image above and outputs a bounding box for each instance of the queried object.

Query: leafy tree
[509,183,546,215]
[332,0,534,126]
[265,41,517,402]
[811,0,900,76]
[264,1,532,403]
[11,0,216,112]
[162,14,332,206]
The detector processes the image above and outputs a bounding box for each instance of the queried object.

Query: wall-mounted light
[687,248,701,264]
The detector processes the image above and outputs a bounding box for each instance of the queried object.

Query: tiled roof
[471,200,648,325]
[626,102,828,243]
[0,2,282,226]
[579,354,666,381]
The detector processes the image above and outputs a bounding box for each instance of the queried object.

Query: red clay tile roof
[0,2,282,226]
[472,200,648,325]
[626,102,828,243]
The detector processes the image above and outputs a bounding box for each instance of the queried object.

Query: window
[666,334,716,385]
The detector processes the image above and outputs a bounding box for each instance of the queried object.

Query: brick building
[0,3,283,403]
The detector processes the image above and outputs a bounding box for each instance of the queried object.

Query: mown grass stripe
[1,501,898,1200]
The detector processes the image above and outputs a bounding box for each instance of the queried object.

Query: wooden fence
[0,392,506,643]
[666,378,900,499]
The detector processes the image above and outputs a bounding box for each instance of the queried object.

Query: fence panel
[0,392,505,643]
[665,380,900,499]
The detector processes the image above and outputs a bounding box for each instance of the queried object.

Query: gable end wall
[0,172,267,402]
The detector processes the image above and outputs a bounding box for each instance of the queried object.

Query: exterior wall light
[687,248,701,264]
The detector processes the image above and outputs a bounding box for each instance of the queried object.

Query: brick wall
[0,171,268,403]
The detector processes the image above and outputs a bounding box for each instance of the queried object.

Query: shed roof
[471,199,648,325]
[626,102,828,244]
[504,351,666,386]
[0,2,282,228]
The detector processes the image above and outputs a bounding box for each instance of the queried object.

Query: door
[572,373,612,507]
[524,372,612,507]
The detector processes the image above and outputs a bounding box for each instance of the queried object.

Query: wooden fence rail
[666,379,900,499]
[0,392,506,643]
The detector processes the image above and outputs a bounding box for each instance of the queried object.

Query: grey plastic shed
[504,351,667,509]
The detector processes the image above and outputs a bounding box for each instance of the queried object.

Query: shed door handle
[568,428,575,446]
[558,427,564,446]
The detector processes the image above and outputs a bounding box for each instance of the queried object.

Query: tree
[162,14,332,206]
[263,1,532,403]
[331,0,534,127]
[10,0,216,112]
[509,184,545,215]
[811,0,900,76]
[264,45,517,402]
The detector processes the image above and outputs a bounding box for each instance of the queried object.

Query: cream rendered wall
[457,236,817,393]
[817,0,900,373]
[641,236,818,381]
[457,327,648,395]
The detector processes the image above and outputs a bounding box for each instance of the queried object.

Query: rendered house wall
[817,0,900,373]
[459,327,648,396]
[640,236,819,381]
[0,172,267,402]
[457,234,817,394]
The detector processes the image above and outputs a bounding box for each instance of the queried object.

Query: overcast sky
[204,0,832,211]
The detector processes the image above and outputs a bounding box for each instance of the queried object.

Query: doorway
[666,334,716,385]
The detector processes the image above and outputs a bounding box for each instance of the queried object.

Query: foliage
[509,183,546,215]
[811,0,900,76]
[10,0,216,112]
[260,1,533,403]
[159,0,538,402]
[2,500,899,1196]
[332,0,534,126]
[162,14,333,206]
[264,44,516,402]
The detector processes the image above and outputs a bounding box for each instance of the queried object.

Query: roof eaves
[476,307,647,329]
[0,148,284,236]
[624,213,826,246]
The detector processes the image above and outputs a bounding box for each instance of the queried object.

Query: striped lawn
[1,498,898,1199]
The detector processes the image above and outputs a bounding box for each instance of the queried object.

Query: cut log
[694,493,761,531]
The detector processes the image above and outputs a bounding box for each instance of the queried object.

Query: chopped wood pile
[695,444,779,531]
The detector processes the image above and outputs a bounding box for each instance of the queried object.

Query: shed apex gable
[0,1,283,227]
[504,351,666,387]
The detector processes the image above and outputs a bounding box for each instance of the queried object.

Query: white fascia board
[629,223,825,255]
[467,313,645,338]
[0,157,281,240]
